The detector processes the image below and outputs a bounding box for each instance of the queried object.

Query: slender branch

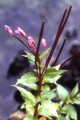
[13,35,35,54]
[35,20,45,74]
[51,38,66,66]
[46,5,72,68]
[34,102,39,117]
[61,5,72,33]
[34,75,43,117]
[58,9,67,32]
[43,10,67,70]
[35,20,45,65]
[33,20,45,117]
[60,51,80,67]
[42,5,72,73]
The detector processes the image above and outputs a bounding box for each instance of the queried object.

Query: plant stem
[51,38,66,66]
[61,51,80,67]
[13,35,35,54]
[35,20,45,71]
[34,102,39,117]
[34,73,43,117]
[43,5,72,73]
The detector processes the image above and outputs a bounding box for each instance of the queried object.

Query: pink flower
[28,36,35,47]
[5,25,13,35]
[41,38,47,49]
[15,27,27,37]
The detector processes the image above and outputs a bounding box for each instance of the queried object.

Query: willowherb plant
[5,5,80,120]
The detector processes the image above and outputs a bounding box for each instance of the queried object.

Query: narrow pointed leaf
[61,104,77,120]
[41,85,50,92]
[57,114,66,120]
[39,48,50,61]
[38,100,58,118]
[44,67,65,77]
[71,84,79,97]
[43,75,61,84]
[16,72,38,90]
[41,90,56,100]
[16,72,38,84]
[13,85,36,102]
[23,51,35,64]
[73,97,80,104]
[43,66,65,84]
[65,114,70,120]
[52,64,61,70]
[68,104,77,120]
[21,102,35,115]
[57,85,69,101]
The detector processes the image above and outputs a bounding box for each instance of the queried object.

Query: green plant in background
[5,5,80,120]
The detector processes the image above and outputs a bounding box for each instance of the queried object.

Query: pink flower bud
[28,36,35,47]
[5,25,13,35]
[41,38,47,49]
[15,27,27,37]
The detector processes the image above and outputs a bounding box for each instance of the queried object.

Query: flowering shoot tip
[41,38,47,49]
[4,25,13,35]
[28,36,35,47]
[15,27,27,37]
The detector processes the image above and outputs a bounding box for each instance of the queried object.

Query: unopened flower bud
[15,27,27,37]
[41,38,47,49]
[5,25,13,35]
[28,36,35,47]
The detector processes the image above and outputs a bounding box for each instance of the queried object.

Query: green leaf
[35,95,41,103]
[71,84,79,97]
[68,104,77,120]
[41,85,50,92]
[65,114,70,120]
[21,102,35,115]
[57,85,69,101]
[66,96,74,104]
[61,104,68,114]
[39,48,50,61]
[44,67,65,76]
[16,72,38,90]
[23,51,35,64]
[73,97,80,104]
[61,104,77,120]
[43,75,61,84]
[57,114,65,120]
[52,64,61,70]
[38,100,58,118]
[41,90,56,100]
[27,84,38,90]
[13,85,36,102]
[25,104,35,115]
[43,67,65,84]
[43,67,64,83]
[16,72,38,84]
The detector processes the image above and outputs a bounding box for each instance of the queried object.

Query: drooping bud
[5,25,13,35]
[41,38,47,49]
[15,27,27,37]
[28,36,35,47]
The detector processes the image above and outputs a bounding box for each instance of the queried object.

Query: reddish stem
[51,38,66,66]
[13,35,35,55]
[42,6,72,73]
